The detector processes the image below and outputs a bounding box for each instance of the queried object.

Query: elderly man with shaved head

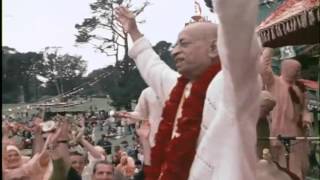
[115,0,261,179]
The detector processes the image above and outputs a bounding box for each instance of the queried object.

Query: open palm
[115,6,137,33]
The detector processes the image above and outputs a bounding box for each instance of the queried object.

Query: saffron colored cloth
[260,60,312,179]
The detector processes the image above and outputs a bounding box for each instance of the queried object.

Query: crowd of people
[2,0,318,180]
[2,112,149,180]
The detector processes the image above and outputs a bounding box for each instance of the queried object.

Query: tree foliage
[2,40,174,108]
[2,47,44,103]
[75,0,150,62]
[42,47,87,96]
[82,41,175,110]
[2,46,87,103]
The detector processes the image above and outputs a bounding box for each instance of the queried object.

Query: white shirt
[131,87,164,147]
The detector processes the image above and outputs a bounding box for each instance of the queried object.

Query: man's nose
[171,46,180,59]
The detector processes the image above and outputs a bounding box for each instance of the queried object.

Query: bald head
[281,59,301,83]
[171,22,219,81]
[182,22,218,42]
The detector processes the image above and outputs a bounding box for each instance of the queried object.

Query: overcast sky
[3,0,216,75]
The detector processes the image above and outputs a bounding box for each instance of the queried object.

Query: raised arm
[48,118,72,179]
[216,0,261,179]
[22,132,53,177]
[215,0,262,123]
[259,48,276,89]
[216,0,261,93]
[116,6,179,100]
[190,0,262,179]
[2,122,11,169]
[78,117,104,160]
[31,117,45,156]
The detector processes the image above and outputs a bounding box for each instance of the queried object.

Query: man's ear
[208,40,218,58]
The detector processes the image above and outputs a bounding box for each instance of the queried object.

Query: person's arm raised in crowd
[259,48,276,89]
[22,132,55,177]
[115,6,179,101]
[77,117,104,160]
[57,118,72,168]
[190,0,261,180]
[215,0,261,92]
[48,118,72,179]
[2,122,11,168]
[31,117,45,156]
[213,0,262,123]
[47,126,68,180]
[37,137,50,167]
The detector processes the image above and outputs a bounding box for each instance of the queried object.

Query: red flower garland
[144,63,221,180]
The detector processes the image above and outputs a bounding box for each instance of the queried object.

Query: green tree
[75,0,149,64]
[82,41,174,110]
[2,47,44,103]
[41,47,87,97]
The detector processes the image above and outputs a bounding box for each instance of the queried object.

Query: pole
[316,57,320,137]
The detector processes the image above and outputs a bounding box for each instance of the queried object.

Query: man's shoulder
[207,71,224,92]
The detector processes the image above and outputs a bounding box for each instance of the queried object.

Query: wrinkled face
[6,150,22,169]
[92,164,114,180]
[281,60,301,82]
[70,155,85,175]
[171,24,216,80]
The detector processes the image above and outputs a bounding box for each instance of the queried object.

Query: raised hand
[2,121,11,136]
[115,6,143,41]
[115,6,136,33]
[45,128,62,149]
[56,117,70,141]
[75,126,85,144]
[32,116,43,134]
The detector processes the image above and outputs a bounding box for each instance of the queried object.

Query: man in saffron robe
[115,0,261,179]
[260,48,313,180]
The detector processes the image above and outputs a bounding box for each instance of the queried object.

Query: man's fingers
[115,6,127,17]
[115,6,134,19]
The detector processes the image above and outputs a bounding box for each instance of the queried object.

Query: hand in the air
[32,117,43,134]
[57,117,70,140]
[115,6,137,34]
[2,121,11,137]
[75,120,85,143]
